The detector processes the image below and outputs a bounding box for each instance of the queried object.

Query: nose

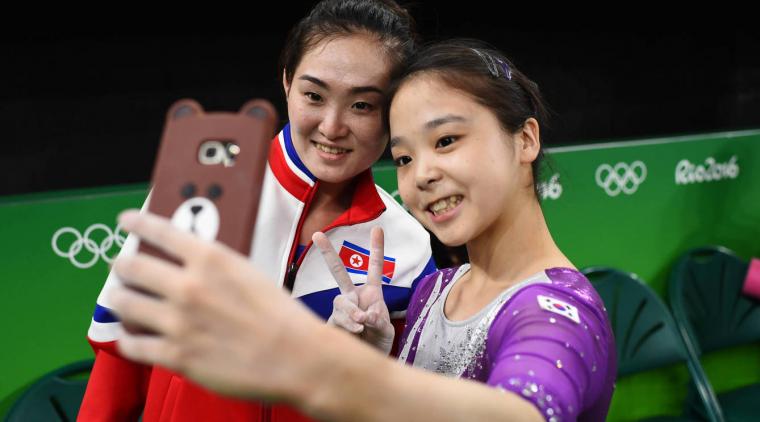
[191,205,203,215]
[318,106,349,140]
[414,153,443,191]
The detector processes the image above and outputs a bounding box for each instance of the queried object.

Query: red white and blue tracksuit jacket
[78,124,436,422]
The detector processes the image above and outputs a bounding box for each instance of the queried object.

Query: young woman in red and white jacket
[78,1,435,421]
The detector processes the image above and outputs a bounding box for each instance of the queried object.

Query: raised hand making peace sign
[312,227,395,355]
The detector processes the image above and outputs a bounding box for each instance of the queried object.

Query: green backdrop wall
[2,129,758,419]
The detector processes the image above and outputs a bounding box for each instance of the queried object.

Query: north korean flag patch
[338,240,396,283]
[537,295,580,324]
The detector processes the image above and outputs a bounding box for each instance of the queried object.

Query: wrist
[296,324,396,421]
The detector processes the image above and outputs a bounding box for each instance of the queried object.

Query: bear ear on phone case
[140,98,278,261]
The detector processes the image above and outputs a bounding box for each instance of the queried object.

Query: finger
[330,293,366,332]
[117,332,181,371]
[364,308,390,331]
[366,226,385,286]
[365,310,380,328]
[113,253,184,299]
[329,310,365,334]
[312,232,355,294]
[109,283,182,337]
[334,293,366,323]
[118,210,202,263]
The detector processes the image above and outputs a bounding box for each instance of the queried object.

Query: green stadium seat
[4,360,93,422]
[584,267,724,421]
[669,247,760,422]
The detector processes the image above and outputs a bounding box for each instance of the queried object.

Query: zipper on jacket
[284,181,319,291]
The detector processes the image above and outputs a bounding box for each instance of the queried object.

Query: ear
[282,68,291,99]
[167,99,203,121]
[239,99,278,123]
[517,118,541,164]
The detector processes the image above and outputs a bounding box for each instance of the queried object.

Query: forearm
[291,325,544,422]
[373,365,544,422]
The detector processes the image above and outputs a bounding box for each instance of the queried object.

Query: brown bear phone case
[139,98,278,261]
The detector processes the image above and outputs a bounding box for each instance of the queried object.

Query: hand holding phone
[124,99,277,334]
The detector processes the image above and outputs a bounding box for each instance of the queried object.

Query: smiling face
[283,33,393,184]
[390,74,537,247]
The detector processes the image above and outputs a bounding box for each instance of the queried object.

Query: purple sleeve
[485,279,615,422]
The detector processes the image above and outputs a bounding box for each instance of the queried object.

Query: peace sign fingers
[312,231,355,295]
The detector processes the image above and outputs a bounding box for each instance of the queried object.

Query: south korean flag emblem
[537,295,580,324]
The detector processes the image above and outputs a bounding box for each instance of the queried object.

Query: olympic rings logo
[595,161,647,197]
[51,223,127,269]
[539,174,562,200]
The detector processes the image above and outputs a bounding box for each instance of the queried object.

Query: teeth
[313,142,349,154]
[429,195,463,215]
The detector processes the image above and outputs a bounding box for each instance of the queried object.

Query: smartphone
[138,98,277,261]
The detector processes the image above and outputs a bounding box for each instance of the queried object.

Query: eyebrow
[298,74,384,95]
[425,114,467,129]
[390,114,468,149]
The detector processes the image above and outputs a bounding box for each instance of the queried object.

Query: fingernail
[118,210,140,230]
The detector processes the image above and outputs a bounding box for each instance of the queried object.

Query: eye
[393,156,412,167]
[207,184,223,200]
[305,92,322,103]
[352,101,374,112]
[181,183,196,198]
[436,136,457,148]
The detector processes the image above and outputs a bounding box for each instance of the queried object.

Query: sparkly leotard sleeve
[398,266,616,422]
